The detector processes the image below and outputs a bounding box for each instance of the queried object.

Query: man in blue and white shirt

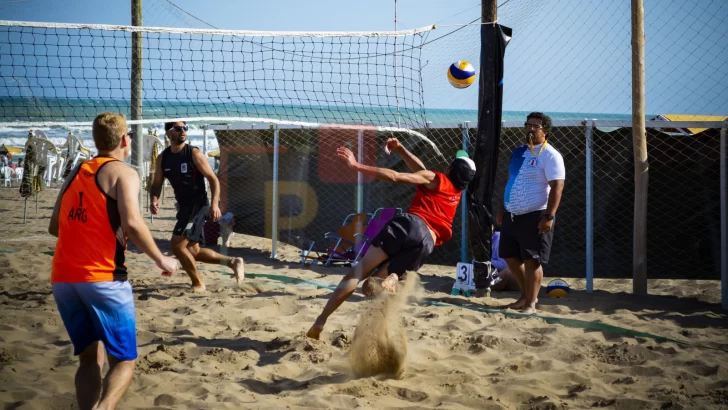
[496,112,565,313]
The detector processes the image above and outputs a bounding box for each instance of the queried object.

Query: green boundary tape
[5,249,724,352]
[213,270,337,291]
[213,270,725,352]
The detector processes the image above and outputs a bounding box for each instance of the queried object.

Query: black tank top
[161,144,208,207]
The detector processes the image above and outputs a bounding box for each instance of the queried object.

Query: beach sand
[1,186,727,409]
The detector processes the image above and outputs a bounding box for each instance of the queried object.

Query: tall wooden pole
[131,0,144,209]
[478,0,497,118]
[631,0,648,295]
[483,0,497,22]
[472,0,498,298]
[394,0,400,127]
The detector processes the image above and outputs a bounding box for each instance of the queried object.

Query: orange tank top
[51,157,127,283]
[407,171,463,246]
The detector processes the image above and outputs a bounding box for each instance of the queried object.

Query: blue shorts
[52,281,137,361]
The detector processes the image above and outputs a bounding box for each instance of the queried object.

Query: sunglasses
[169,125,189,132]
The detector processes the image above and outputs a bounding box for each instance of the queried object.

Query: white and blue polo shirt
[503,143,565,215]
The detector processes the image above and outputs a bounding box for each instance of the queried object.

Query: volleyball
[447,61,476,88]
[546,279,570,298]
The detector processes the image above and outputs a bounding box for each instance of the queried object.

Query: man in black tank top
[150,121,244,291]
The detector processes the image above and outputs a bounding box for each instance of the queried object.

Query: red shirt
[407,171,463,246]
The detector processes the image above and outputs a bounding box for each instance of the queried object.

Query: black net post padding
[467,23,511,290]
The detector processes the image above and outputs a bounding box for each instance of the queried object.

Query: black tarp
[214,124,722,281]
[467,23,512,289]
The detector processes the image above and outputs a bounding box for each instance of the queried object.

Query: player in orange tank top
[48,112,177,410]
[306,138,476,340]
[52,156,128,283]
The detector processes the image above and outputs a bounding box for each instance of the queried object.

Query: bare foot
[507,298,527,309]
[191,284,207,293]
[520,306,537,314]
[381,273,399,294]
[230,257,245,283]
[519,298,538,313]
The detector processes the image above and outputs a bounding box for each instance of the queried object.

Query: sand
[348,273,421,380]
[1,186,727,409]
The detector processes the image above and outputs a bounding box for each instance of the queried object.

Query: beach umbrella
[0,144,23,155]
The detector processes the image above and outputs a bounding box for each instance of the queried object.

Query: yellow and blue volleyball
[447,60,476,89]
[546,279,570,298]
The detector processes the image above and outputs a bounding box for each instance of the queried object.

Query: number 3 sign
[452,262,475,296]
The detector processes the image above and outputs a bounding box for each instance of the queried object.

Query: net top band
[0,20,437,37]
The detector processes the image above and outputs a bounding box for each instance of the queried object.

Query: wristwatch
[542,214,555,221]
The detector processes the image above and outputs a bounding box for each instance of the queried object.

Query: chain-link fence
[1,0,726,288]
[207,122,467,265]
[589,121,726,282]
[492,123,587,280]
[498,120,726,282]
[2,119,722,288]
[204,120,725,285]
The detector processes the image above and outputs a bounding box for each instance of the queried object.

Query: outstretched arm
[338,146,436,187]
[386,138,426,173]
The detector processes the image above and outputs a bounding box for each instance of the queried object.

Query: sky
[0,0,726,118]
[0,0,470,32]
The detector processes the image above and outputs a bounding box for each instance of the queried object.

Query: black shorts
[499,210,554,264]
[173,203,209,243]
[371,213,435,276]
